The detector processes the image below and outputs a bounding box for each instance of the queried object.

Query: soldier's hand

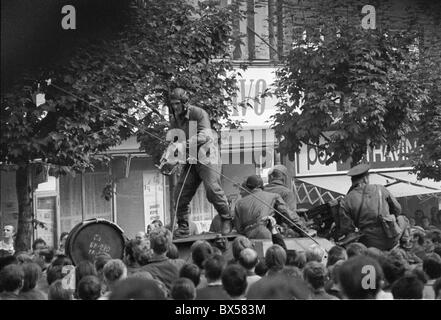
[261,216,277,232]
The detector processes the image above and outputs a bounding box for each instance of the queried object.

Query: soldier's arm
[283,189,297,212]
[190,108,212,146]
[383,186,402,216]
[338,198,357,234]
[274,195,304,227]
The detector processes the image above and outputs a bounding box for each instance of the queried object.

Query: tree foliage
[0,0,243,250]
[271,20,438,174]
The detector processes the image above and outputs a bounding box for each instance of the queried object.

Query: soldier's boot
[173,218,191,239]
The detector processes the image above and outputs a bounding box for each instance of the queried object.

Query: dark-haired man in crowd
[196,254,230,300]
[141,227,179,292]
[0,264,24,300]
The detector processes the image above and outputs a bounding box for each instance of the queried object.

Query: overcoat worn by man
[167,88,232,238]
[234,175,307,239]
[339,164,409,251]
[263,164,297,212]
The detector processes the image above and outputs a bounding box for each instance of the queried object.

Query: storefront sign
[230,67,278,129]
[294,136,417,176]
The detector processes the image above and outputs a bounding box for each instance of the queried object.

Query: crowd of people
[1,212,441,300]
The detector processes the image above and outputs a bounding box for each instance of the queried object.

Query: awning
[296,171,441,198]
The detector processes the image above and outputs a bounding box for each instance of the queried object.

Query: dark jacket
[234,189,303,238]
[340,183,402,250]
[264,180,297,212]
[169,105,212,147]
[140,256,179,291]
[18,288,47,300]
[196,283,230,300]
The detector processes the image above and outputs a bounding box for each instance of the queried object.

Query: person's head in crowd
[191,240,213,270]
[246,174,264,191]
[391,275,424,299]
[149,227,170,256]
[212,246,223,256]
[32,238,47,255]
[409,218,416,227]
[130,271,153,280]
[203,254,226,283]
[166,243,180,259]
[16,252,33,265]
[59,232,69,251]
[171,278,196,300]
[48,280,73,300]
[46,265,64,286]
[414,209,424,221]
[0,254,18,271]
[265,245,286,275]
[38,247,55,268]
[94,253,112,277]
[364,247,384,262]
[103,259,127,290]
[75,260,97,287]
[21,262,42,292]
[329,259,344,286]
[109,278,166,300]
[77,275,102,300]
[380,255,407,289]
[179,263,201,287]
[422,217,432,230]
[305,245,325,263]
[326,246,347,268]
[346,242,367,258]
[221,264,247,299]
[147,220,164,234]
[0,264,24,294]
[423,253,441,280]
[246,273,311,300]
[281,266,303,279]
[238,248,259,273]
[51,254,73,268]
[124,239,143,266]
[411,268,428,284]
[135,231,146,242]
[232,236,253,262]
[338,255,383,299]
[129,271,168,296]
[303,261,328,292]
[3,224,14,237]
[433,278,441,300]
[255,259,268,277]
[286,250,306,270]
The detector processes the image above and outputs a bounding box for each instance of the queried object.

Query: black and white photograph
[1,0,441,305]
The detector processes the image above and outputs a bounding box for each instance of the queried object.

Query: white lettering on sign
[88,234,111,257]
[229,67,278,129]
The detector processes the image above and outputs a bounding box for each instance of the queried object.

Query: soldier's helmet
[169,88,189,104]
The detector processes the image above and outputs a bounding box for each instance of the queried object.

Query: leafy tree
[1,0,242,251]
[410,54,441,181]
[271,20,433,172]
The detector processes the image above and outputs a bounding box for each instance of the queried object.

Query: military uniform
[339,164,407,251]
[234,186,305,239]
[170,104,232,236]
[263,165,297,211]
